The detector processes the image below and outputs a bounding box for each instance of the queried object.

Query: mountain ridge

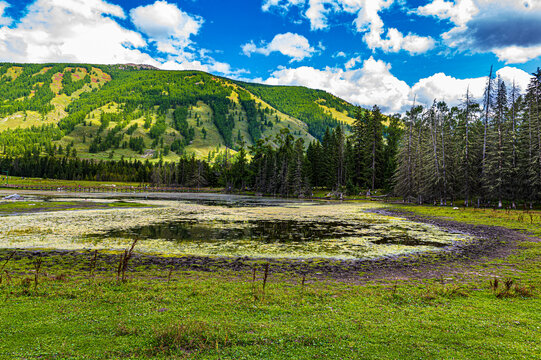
[0,63,359,162]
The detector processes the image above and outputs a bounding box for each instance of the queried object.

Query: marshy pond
[0,193,470,259]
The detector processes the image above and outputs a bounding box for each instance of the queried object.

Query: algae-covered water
[0,193,470,259]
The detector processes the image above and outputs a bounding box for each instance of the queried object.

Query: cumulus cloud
[411,72,486,107]
[161,55,248,78]
[364,27,435,54]
[417,0,478,27]
[418,0,541,63]
[262,0,304,12]
[0,0,239,76]
[0,0,155,64]
[262,59,532,113]
[412,66,531,106]
[344,56,361,69]
[263,57,412,113]
[242,32,316,62]
[262,0,434,55]
[0,1,12,26]
[130,0,202,54]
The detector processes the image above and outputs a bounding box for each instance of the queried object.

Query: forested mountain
[0,106,401,197]
[5,62,540,205]
[0,63,357,162]
[1,63,406,196]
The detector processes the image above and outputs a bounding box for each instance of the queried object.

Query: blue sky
[0,0,540,112]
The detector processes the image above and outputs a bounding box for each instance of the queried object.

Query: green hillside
[0,63,358,161]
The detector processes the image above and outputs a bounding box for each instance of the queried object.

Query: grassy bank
[0,176,145,188]
[0,204,540,359]
[0,200,151,215]
[391,203,541,237]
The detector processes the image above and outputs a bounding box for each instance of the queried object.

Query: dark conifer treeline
[0,112,401,196]
[394,68,541,207]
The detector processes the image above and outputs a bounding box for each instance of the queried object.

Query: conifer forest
[2,64,541,207]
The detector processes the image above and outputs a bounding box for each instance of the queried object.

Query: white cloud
[418,0,541,63]
[496,66,534,92]
[264,57,412,112]
[262,58,531,113]
[0,0,240,76]
[0,0,155,64]
[130,1,202,54]
[412,66,531,106]
[160,55,249,78]
[304,0,338,30]
[417,0,478,27]
[262,0,304,12]
[262,0,434,54]
[344,56,361,69]
[491,45,541,64]
[335,51,346,57]
[0,1,12,26]
[364,26,435,54]
[242,32,316,62]
[411,72,486,106]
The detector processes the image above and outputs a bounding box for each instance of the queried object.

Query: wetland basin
[0,192,470,259]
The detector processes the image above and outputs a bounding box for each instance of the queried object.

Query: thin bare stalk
[0,251,15,285]
[167,264,174,282]
[34,258,43,291]
[262,263,270,301]
[300,274,306,299]
[89,250,98,278]
[251,264,257,301]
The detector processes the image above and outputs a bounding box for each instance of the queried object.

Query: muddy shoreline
[0,207,533,282]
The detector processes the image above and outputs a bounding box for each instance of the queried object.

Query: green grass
[391,204,541,237]
[0,246,539,359]
[0,201,540,358]
[0,111,57,132]
[0,200,77,212]
[0,200,540,359]
[1,176,146,188]
[0,200,151,214]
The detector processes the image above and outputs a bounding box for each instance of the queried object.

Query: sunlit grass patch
[0,250,539,359]
[392,204,541,237]
[0,199,151,216]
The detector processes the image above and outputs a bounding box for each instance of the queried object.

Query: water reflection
[90,219,449,248]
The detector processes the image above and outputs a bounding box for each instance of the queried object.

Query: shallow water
[0,193,470,259]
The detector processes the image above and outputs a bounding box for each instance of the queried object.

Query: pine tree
[482,65,496,190]
[352,107,368,188]
[485,77,509,207]
[456,88,481,206]
[509,81,521,208]
[382,114,402,192]
[366,105,384,192]
[333,126,345,189]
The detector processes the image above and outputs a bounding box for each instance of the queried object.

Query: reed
[34,258,43,291]
[167,263,174,282]
[117,239,139,282]
[262,263,270,301]
[89,250,98,278]
[251,264,257,301]
[300,274,306,299]
[0,251,15,285]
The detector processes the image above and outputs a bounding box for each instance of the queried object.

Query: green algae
[0,197,470,259]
